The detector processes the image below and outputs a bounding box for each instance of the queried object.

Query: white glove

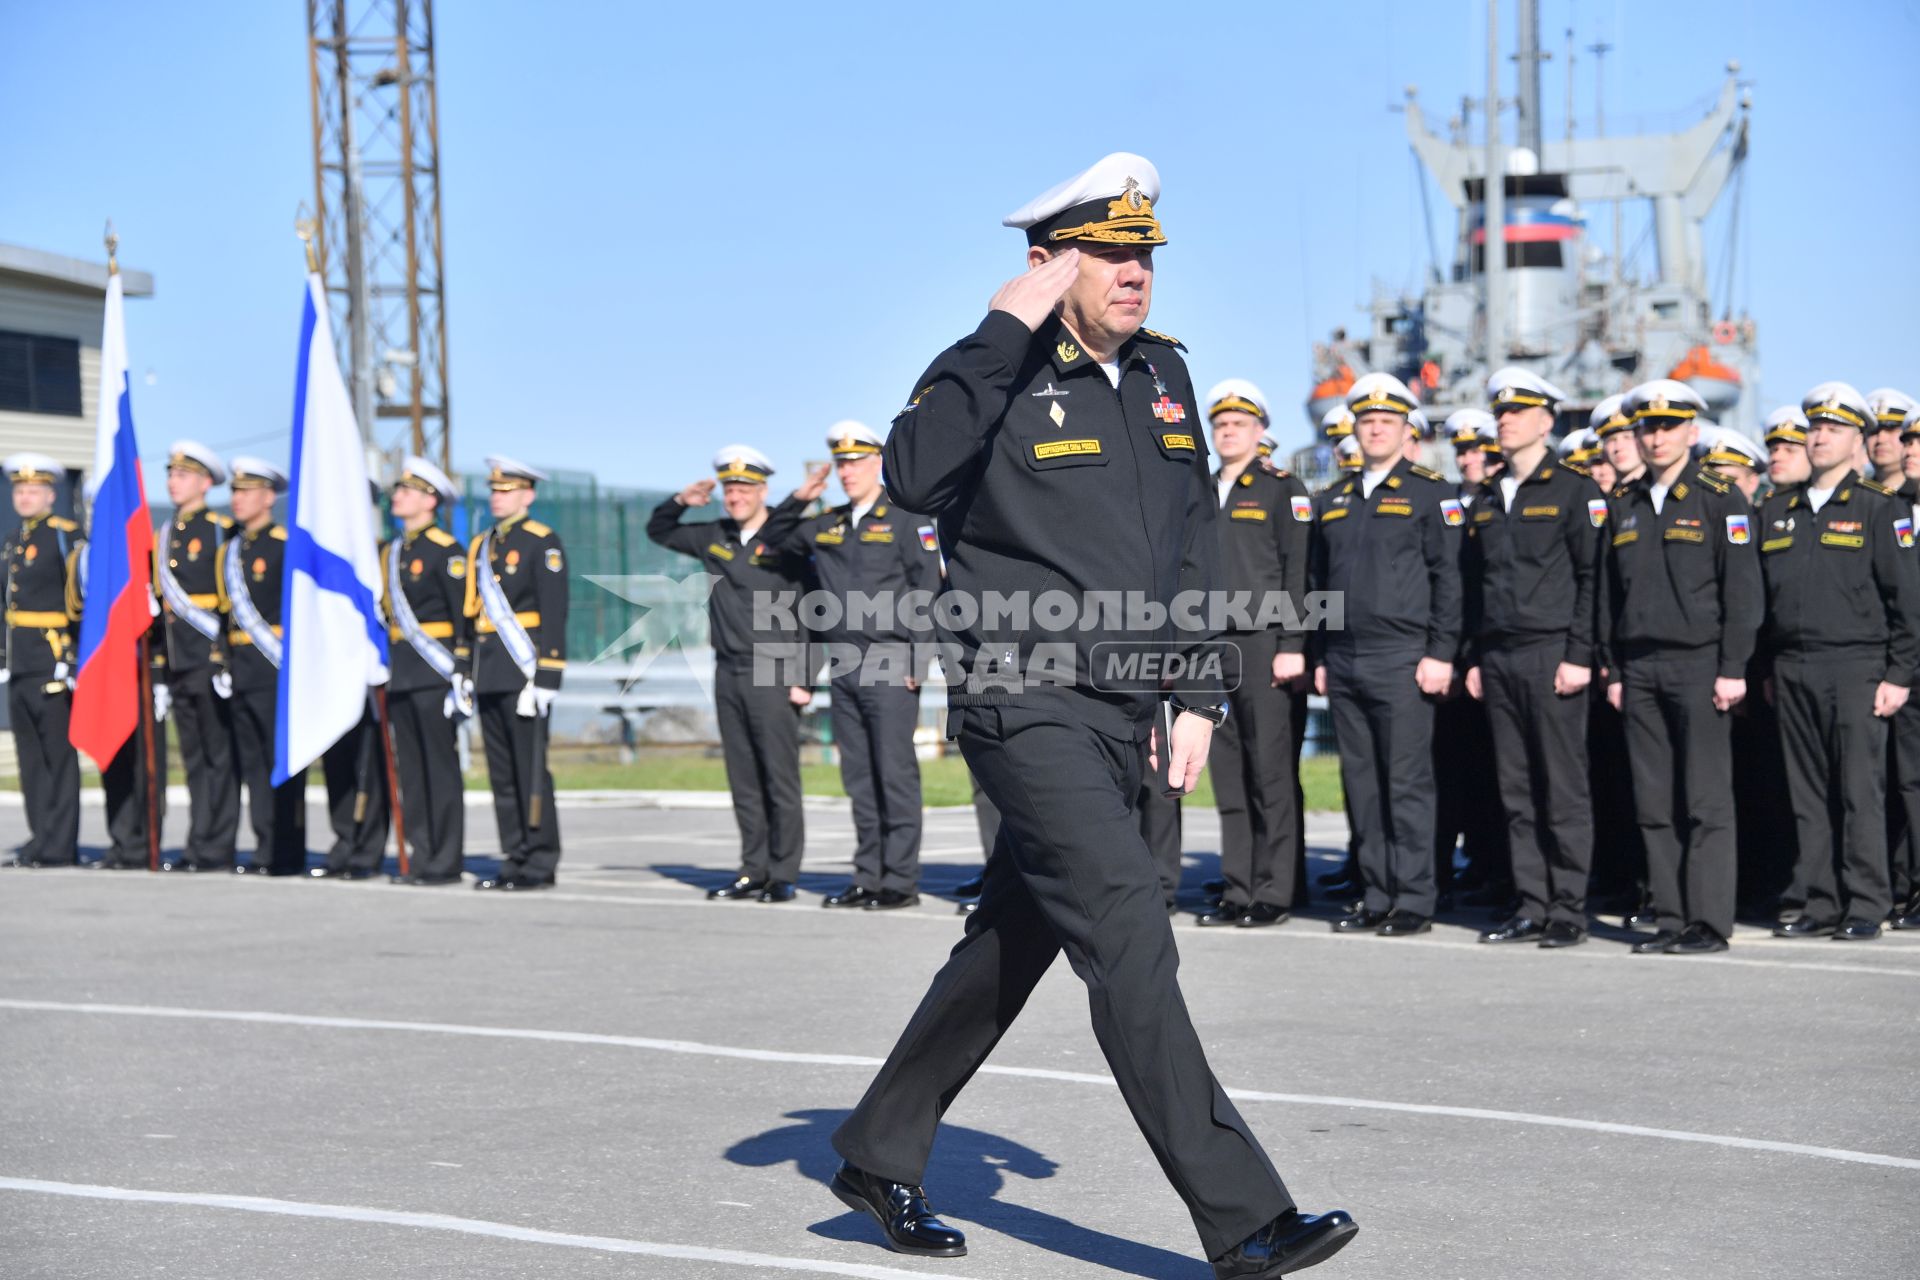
[0,669,9,686]
[212,671,233,700]
[533,686,557,717]
[54,661,70,683]
[443,674,475,721]
[154,683,173,722]
[515,683,556,718]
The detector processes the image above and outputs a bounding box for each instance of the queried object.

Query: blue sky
[4,0,1915,492]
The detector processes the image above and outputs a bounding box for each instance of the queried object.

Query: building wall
[0,275,101,471]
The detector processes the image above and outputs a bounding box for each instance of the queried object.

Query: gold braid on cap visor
[1806,403,1865,428]
[1209,396,1265,420]
[1046,188,1167,246]
[1492,391,1552,410]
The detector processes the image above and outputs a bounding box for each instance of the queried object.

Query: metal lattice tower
[306,0,451,471]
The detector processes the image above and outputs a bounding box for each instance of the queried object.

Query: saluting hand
[793,462,831,504]
[678,479,716,507]
[989,249,1081,333]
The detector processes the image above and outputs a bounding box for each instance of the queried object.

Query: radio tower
[306,0,451,471]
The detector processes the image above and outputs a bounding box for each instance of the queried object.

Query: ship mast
[1484,0,1506,370]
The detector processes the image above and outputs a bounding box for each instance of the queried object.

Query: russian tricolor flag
[69,269,155,769]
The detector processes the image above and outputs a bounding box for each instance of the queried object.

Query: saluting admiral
[3,453,83,867]
[217,457,307,876]
[466,456,568,891]
[380,456,470,886]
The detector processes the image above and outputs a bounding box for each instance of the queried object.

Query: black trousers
[1730,697,1796,912]
[831,670,922,894]
[103,717,166,867]
[1433,689,1506,889]
[230,685,307,873]
[1481,642,1592,928]
[171,679,239,869]
[714,663,803,886]
[9,679,80,865]
[1587,691,1645,906]
[1212,631,1300,909]
[1774,656,1894,923]
[1620,650,1736,938]
[321,704,389,872]
[968,768,1000,858]
[391,687,465,880]
[1325,649,1437,917]
[477,691,560,882]
[832,703,1293,1260]
[1885,699,1920,911]
[1136,773,1183,906]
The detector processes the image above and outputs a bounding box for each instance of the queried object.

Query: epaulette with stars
[1136,327,1187,352]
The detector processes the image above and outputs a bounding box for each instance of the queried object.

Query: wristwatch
[1171,699,1228,726]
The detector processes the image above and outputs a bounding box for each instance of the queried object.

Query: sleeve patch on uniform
[1726,514,1750,545]
[1439,498,1464,527]
[1290,495,1313,523]
[448,555,467,578]
[1896,518,1915,549]
[545,548,564,572]
[918,525,939,551]
[1588,499,1609,528]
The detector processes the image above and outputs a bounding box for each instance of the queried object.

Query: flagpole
[374,685,408,879]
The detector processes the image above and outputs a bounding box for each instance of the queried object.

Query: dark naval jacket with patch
[1216,463,1311,652]
[770,493,944,651]
[380,524,471,694]
[1307,457,1461,661]
[646,496,812,671]
[1754,470,1920,682]
[158,503,234,685]
[1598,464,1761,678]
[1460,458,1604,665]
[214,521,286,694]
[879,311,1223,737]
[3,513,82,676]
[464,513,570,695]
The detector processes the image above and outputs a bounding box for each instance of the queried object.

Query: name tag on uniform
[1375,501,1413,517]
[1820,531,1865,549]
[1320,506,1350,523]
[1034,439,1102,460]
[814,530,845,545]
[1161,433,1196,451]
[1520,505,1560,519]
[1761,537,1793,553]
[859,530,895,543]
[1229,507,1268,521]
[707,543,735,560]
[1473,508,1494,524]
[1612,531,1639,547]
[1663,527,1704,543]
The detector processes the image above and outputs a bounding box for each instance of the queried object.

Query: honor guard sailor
[648,446,825,902]
[315,478,392,880]
[218,457,308,875]
[380,457,470,885]
[2,453,82,867]
[157,441,241,871]
[467,456,568,891]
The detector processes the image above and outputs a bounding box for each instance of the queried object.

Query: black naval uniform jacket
[3,514,82,676]
[1755,471,1920,683]
[879,312,1223,738]
[215,522,286,694]
[773,495,944,668]
[646,496,812,671]
[1308,457,1462,662]
[381,525,470,694]
[1217,463,1311,651]
[1460,459,1603,666]
[1599,465,1762,678]
[159,504,233,687]
[465,513,569,696]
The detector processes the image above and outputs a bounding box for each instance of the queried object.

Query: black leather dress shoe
[865,890,920,910]
[707,875,765,901]
[823,884,878,908]
[758,881,797,903]
[1773,915,1837,938]
[1631,930,1681,954]
[1377,910,1431,937]
[1332,909,1386,933]
[1834,917,1882,941]
[1894,906,1920,931]
[1196,902,1248,927]
[498,877,553,892]
[829,1162,966,1258]
[956,899,978,916]
[1623,909,1659,929]
[952,873,985,898]
[308,866,342,878]
[231,863,270,875]
[1238,903,1290,928]
[474,875,516,890]
[1672,923,1729,953]
[1479,916,1547,944]
[1538,921,1587,948]
[1213,1207,1358,1279]
[160,861,200,873]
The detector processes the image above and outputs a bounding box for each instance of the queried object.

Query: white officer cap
[1699,427,1765,471]
[1320,403,1355,440]
[485,454,550,491]
[3,452,63,485]
[1003,152,1166,248]
[1866,387,1918,431]
[1444,408,1495,447]
[1763,405,1809,446]
[1206,378,1270,423]
[1556,428,1602,464]
[228,455,288,493]
[711,444,776,484]
[167,440,227,485]
[1906,405,1920,442]
[1590,394,1632,438]
[1406,407,1431,440]
[396,455,458,506]
[1478,420,1503,455]
[1801,381,1873,431]
[1335,435,1361,469]
[1486,366,1566,413]
[1345,372,1418,418]
[1624,379,1708,424]
[1257,432,1280,457]
[826,421,883,459]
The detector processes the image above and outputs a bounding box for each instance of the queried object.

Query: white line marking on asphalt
[4,999,1915,1173]
[0,1177,969,1279]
